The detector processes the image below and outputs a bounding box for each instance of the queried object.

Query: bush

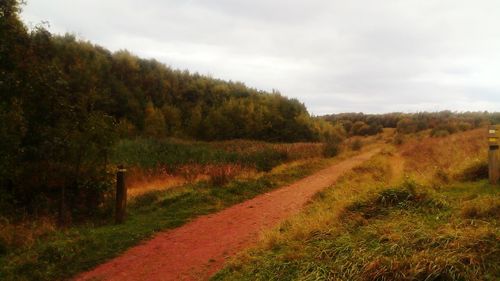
[376,188,416,207]
[351,139,362,151]
[132,191,161,208]
[393,133,404,145]
[430,129,450,137]
[247,149,288,172]
[456,160,488,182]
[323,141,340,158]
[208,164,242,186]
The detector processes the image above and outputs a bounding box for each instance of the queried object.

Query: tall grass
[213,131,500,281]
[0,157,333,281]
[112,138,325,174]
[112,138,325,195]
[400,128,487,184]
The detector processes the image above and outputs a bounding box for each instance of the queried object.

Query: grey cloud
[21,0,500,114]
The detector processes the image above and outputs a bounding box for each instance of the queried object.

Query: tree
[144,101,166,138]
[161,104,182,136]
[187,104,203,138]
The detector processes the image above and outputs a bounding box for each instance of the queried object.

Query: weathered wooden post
[488,125,499,185]
[115,164,127,224]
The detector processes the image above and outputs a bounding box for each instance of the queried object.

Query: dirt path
[75,149,380,281]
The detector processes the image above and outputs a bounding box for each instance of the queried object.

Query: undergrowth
[0,158,331,281]
[213,150,500,281]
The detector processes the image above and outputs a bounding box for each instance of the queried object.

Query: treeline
[1,1,343,222]
[2,11,335,142]
[324,111,499,137]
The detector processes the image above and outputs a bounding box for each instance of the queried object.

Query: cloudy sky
[21,0,500,115]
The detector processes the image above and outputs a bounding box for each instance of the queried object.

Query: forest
[0,0,342,224]
[324,111,500,137]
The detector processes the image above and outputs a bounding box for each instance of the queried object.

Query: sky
[20,0,500,115]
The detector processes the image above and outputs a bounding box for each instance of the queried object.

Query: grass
[113,138,326,195]
[0,157,333,281]
[212,133,500,281]
[112,138,324,172]
[400,128,486,184]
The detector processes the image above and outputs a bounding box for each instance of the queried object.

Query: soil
[75,149,379,281]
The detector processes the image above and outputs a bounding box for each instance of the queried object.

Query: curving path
[75,149,379,281]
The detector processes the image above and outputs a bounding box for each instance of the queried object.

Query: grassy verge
[0,157,333,281]
[213,153,500,280]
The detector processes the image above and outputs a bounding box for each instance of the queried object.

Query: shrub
[247,149,288,172]
[351,139,362,151]
[430,129,450,137]
[177,163,205,182]
[455,160,488,182]
[396,118,417,134]
[393,133,404,145]
[457,122,472,131]
[376,188,416,207]
[207,164,242,186]
[461,198,500,219]
[323,140,341,158]
[434,168,450,184]
[132,191,161,208]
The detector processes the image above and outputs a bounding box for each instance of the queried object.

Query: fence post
[115,164,127,224]
[488,125,499,185]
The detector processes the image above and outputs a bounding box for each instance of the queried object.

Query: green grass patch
[111,138,308,172]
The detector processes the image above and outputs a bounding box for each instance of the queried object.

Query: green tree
[161,104,182,136]
[144,101,166,138]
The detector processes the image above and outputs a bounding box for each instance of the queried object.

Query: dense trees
[0,1,342,221]
[324,111,498,137]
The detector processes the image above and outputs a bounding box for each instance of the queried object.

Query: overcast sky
[21,0,500,115]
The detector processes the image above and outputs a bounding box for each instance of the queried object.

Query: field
[213,129,500,280]
[111,139,327,196]
[1,128,497,280]
[0,138,352,281]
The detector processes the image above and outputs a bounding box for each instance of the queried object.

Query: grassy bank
[213,130,499,281]
[0,156,334,281]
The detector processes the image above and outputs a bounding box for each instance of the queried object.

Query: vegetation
[2,1,500,280]
[324,111,499,137]
[0,157,335,281]
[0,1,344,224]
[213,129,500,281]
[112,138,325,173]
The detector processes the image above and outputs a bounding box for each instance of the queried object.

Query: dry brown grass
[128,163,256,197]
[461,197,500,219]
[205,164,246,186]
[126,140,327,196]
[209,139,325,160]
[127,167,187,197]
[215,128,500,281]
[399,128,487,183]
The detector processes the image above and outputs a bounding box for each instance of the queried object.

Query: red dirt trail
[75,149,379,281]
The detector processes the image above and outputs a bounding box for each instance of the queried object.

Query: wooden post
[488,125,499,185]
[115,165,127,224]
